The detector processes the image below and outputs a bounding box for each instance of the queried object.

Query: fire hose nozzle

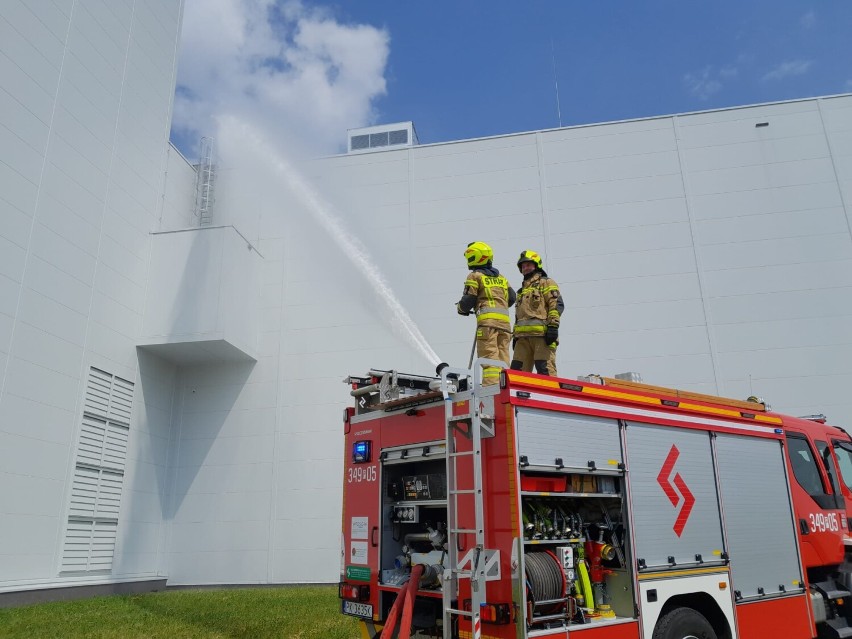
[435,362,459,380]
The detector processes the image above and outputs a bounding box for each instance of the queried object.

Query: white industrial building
[1,1,851,602]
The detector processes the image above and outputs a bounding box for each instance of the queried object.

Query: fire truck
[339,361,852,639]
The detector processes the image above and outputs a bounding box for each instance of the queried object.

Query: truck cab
[781,415,847,569]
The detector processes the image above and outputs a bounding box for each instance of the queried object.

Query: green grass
[0,586,362,639]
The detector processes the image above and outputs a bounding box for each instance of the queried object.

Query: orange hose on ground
[398,564,424,639]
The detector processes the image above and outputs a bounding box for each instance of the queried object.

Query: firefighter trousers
[511,336,557,376]
[476,326,510,385]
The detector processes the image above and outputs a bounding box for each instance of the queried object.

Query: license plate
[342,600,373,618]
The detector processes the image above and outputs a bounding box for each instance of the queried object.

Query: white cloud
[172,0,390,158]
[761,59,813,82]
[683,65,736,101]
[800,9,816,29]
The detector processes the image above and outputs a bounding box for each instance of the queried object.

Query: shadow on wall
[165,360,257,517]
[124,226,260,572]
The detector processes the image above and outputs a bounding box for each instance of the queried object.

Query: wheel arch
[658,593,732,639]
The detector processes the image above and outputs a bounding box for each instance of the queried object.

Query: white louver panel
[69,467,99,518]
[61,520,96,572]
[69,467,125,519]
[109,377,134,425]
[84,368,112,417]
[90,522,118,570]
[77,417,129,471]
[78,417,107,467]
[103,423,129,471]
[84,368,134,424]
[62,367,134,574]
[60,520,118,573]
[97,470,124,518]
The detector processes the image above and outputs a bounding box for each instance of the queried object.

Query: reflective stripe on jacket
[513,272,560,338]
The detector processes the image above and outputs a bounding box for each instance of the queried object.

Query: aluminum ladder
[439,360,499,639]
[193,136,216,226]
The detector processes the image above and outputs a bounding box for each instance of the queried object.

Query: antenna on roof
[551,39,563,128]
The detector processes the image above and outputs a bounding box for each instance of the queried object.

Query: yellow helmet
[517,250,542,271]
[464,241,493,267]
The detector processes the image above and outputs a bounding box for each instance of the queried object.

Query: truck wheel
[652,607,717,639]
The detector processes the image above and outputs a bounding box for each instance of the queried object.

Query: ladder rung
[449,415,471,422]
[449,450,475,457]
[445,608,474,617]
[449,489,477,495]
[450,528,479,534]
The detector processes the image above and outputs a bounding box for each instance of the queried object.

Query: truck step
[813,580,852,601]
[824,618,852,638]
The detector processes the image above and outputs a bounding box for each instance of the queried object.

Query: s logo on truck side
[657,445,696,538]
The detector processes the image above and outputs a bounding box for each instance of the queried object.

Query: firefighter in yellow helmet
[511,250,561,376]
[456,242,516,385]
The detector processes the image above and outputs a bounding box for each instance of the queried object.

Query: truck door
[830,438,852,535]
[625,422,725,569]
[786,433,844,567]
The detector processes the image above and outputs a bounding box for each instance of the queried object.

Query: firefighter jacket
[457,266,516,331]
[513,270,560,338]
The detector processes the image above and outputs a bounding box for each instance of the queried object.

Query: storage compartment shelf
[525,538,583,545]
[521,491,621,498]
[392,499,447,507]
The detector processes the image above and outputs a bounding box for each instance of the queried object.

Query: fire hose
[380,564,425,639]
[577,559,594,612]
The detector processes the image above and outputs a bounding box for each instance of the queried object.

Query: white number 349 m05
[348,465,377,483]
[809,512,839,533]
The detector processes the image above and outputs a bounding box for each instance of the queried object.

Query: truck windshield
[833,441,852,492]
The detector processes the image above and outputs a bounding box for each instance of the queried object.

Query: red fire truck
[340,362,852,639]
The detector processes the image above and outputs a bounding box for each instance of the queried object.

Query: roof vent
[348,122,418,154]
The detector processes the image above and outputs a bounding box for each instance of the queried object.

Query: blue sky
[170,1,852,158]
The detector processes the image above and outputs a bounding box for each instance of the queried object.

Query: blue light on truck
[353,440,371,463]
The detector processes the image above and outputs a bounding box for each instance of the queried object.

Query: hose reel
[524,550,567,614]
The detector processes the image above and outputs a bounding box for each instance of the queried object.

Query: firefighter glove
[545,325,559,346]
[456,303,471,316]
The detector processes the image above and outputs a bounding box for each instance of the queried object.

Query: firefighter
[511,250,561,376]
[456,241,516,385]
